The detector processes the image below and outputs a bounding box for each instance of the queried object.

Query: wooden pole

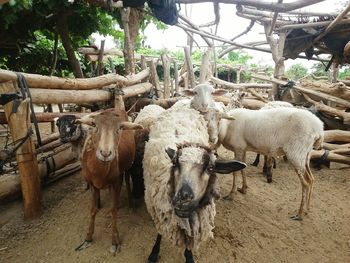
[97,40,106,76]
[161,54,171,99]
[147,60,162,98]
[3,98,42,219]
[0,68,150,90]
[184,46,195,89]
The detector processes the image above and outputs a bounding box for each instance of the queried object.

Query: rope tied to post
[15,72,42,146]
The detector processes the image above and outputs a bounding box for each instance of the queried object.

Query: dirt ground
[0,144,349,263]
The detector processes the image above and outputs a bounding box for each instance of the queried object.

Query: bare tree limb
[176,0,326,12]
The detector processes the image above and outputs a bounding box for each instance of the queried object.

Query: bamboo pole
[3,98,42,218]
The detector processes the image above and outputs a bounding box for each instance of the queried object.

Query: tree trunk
[56,14,84,78]
[121,8,143,75]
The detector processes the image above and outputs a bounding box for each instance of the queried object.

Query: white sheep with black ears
[143,107,245,263]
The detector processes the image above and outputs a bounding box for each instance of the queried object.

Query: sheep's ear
[165,147,177,163]
[120,122,143,130]
[213,160,246,174]
[212,89,228,96]
[220,113,235,121]
[181,89,195,96]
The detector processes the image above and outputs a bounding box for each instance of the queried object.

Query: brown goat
[75,109,142,254]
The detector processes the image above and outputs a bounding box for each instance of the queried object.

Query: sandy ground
[0,145,349,263]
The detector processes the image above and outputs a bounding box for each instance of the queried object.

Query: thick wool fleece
[143,107,216,250]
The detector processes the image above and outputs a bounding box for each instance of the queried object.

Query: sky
[94,0,347,71]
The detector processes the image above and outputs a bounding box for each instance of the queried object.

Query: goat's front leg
[184,249,195,263]
[110,182,122,255]
[147,234,162,263]
[124,172,133,209]
[75,185,99,251]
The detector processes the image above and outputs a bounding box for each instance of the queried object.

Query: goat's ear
[212,160,246,174]
[165,147,177,163]
[182,89,195,96]
[76,117,95,126]
[120,122,143,130]
[212,89,228,96]
[220,112,235,121]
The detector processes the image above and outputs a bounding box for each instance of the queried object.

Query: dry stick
[324,130,350,143]
[247,88,269,102]
[279,18,350,30]
[313,3,350,44]
[147,60,162,98]
[173,60,179,94]
[218,41,267,58]
[179,14,213,47]
[0,68,149,90]
[184,46,195,89]
[210,76,272,89]
[310,150,350,165]
[250,73,350,108]
[302,94,350,124]
[199,48,212,84]
[176,0,325,12]
[97,39,105,76]
[177,22,327,62]
[161,54,171,99]
[323,142,350,151]
[268,0,283,36]
[199,2,220,28]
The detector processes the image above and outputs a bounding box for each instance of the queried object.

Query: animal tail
[313,133,324,150]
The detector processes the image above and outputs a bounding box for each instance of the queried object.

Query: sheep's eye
[193,91,198,95]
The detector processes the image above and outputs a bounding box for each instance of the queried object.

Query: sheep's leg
[110,182,122,255]
[251,154,260,166]
[75,185,99,251]
[291,170,309,221]
[262,155,268,176]
[223,173,236,200]
[147,234,162,263]
[184,249,195,263]
[265,156,274,184]
[305,162,315,211]
[236,151,247,194]
[124,172,133,209]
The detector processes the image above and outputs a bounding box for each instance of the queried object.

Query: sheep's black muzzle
[172,184,199,218]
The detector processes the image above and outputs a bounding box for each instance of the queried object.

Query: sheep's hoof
[237,187,247,194]
[147,255,160,263]
[267,178,272,183]
[290,215,303,221]
[75,240,92,251]
[110,244,121,256]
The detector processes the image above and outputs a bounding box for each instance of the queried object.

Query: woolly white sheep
[143,107,245,263]
[217,107,324,220]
